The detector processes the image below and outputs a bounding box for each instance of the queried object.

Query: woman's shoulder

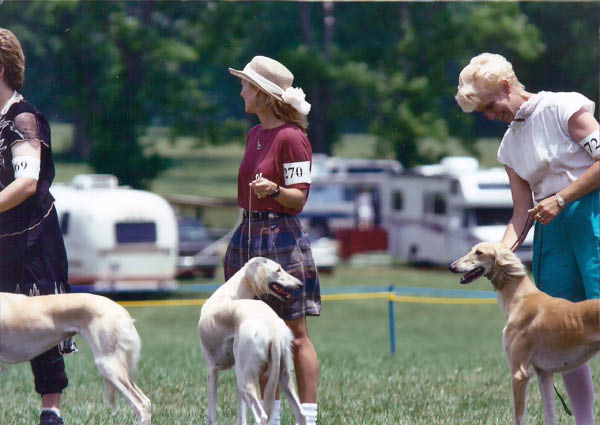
[274,123,306,141]
[536,91,591,108]
[5,99,36,118]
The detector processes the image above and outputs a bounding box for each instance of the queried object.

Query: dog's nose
[448,263,456,272]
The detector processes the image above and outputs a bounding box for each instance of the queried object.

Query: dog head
[242,257,303,300]
[448,242,527,289]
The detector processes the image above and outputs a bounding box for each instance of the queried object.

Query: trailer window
[115,222,157,244]
[392,191,403,211]
[424,193,446,215]
[465,208,513,226]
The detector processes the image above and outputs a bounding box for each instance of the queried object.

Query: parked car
[176,217,221,279]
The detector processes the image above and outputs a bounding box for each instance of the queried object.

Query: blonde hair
[250,82,308,133]
[263,94,308,134]
[0,28,25,91]
[455,53,524,113]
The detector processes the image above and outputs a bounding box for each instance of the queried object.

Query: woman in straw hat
[0,27,77,425]
[226,56,320,425]
[456,52,600,425]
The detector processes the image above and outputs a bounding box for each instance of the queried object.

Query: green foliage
[1,2,598,182]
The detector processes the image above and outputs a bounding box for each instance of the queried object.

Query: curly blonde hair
[0,28,25,91]
[455,53,524,113]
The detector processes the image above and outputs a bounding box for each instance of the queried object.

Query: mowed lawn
[2,275,599,424]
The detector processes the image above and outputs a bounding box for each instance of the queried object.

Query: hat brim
[228,68,283,101]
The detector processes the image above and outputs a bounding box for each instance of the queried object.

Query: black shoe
[39,411,64,425]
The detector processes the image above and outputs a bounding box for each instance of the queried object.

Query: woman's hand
[249,174,307,210]
[528,195,562,225]
[249,175,278,199]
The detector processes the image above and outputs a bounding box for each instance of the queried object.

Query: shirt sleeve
[278,128,312,189]
[555,92,595,135]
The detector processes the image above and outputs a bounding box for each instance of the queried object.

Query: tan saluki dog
[0,292,151,425]
[449,242,600,425]
[198,257,306,425]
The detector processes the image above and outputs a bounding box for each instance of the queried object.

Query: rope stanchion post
[388,285,396,355]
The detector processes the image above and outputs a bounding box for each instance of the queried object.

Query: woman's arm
[534,108,600,223]
[0,139,40,213]
[501,166,535,250]
[249,177,307,210]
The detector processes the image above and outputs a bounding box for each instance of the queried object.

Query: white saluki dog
[0,292,151,425]
[449,242,600,425]
[198,257,307,425]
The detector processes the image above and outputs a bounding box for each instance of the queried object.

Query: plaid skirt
[224,214,321,320]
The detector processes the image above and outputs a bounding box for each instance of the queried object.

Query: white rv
[50,174,178,291]
[382,157,533,264]
[301,155,533,265]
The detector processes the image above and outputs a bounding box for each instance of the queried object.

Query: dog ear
[242,258,268,294]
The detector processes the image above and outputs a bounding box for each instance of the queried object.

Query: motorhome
[50,174,178,291]
[382,157,533,264]
[300,155,533,265]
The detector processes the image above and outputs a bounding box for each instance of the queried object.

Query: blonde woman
[457,52,600,425]
[225,56,320,425]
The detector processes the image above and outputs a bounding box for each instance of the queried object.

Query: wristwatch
[555,193,565,208]
[271,185,281,198]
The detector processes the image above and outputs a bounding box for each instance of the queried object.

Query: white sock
[42,407,61,417]
[300,403,318,425]
[262,399,281,425]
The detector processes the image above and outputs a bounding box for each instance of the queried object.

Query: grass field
[2,265,599,425]
[37,125,600,424]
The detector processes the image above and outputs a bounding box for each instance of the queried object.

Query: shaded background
[0,1,598,188]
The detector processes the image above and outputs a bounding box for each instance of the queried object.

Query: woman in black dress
[0,28,76,425]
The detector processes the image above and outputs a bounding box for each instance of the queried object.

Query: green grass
[39,125,579,424]
[2,293,595,425]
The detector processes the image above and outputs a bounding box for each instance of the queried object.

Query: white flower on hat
[282,87,311,115]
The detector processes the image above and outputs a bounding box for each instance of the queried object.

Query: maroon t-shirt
[237,123,312,215]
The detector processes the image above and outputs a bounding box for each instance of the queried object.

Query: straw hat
[229,56,311,116]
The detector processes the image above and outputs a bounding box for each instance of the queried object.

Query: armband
[577,128,600,159]
[12,156,41,180]
[283,161,311,185]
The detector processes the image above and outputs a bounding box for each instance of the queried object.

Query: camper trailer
[301,155,533,265]
[381,157,533,264]
[50,174,178,291]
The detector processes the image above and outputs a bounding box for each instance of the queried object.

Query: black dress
[0,96,76,356]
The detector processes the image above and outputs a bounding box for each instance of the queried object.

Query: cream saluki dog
[198,257,306,425]
[449,242,600,425]
[0,292,151,425]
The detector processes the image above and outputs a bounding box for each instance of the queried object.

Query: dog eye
[475,250,483,256]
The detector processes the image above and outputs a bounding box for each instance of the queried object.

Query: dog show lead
[0,28,77,425]
[224,55,320,425]
[456,53,600,425]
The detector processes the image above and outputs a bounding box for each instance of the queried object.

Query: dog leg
[95,358,151,425]
[207,367,219,425]
[235,368,267,425]
[511,363,531,425]
[279,361,306,425]
[536,369,557,425]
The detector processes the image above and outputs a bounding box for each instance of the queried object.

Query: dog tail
[263,324,293,419]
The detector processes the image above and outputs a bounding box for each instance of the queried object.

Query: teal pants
[532,189,600,302]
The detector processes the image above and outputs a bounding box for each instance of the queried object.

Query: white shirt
[497,91,595,201]
[0,90,21,116]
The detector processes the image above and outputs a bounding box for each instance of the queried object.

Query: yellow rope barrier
[117,292,497,308]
